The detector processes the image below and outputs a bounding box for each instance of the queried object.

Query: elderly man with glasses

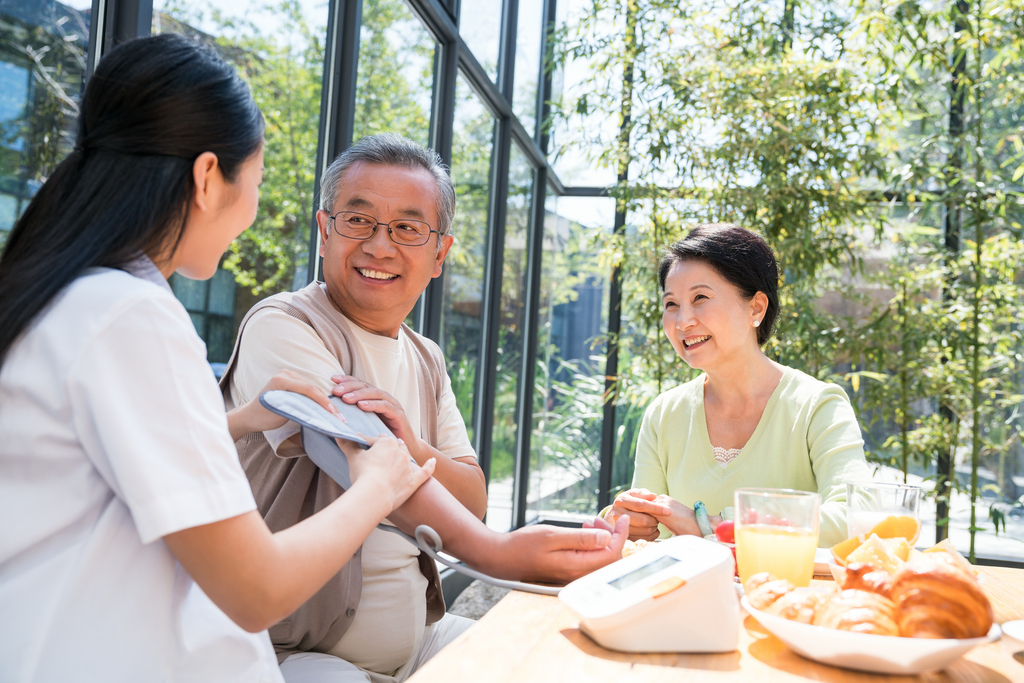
[219,134,488,681]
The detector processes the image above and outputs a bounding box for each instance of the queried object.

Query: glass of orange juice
[734,488,820,587]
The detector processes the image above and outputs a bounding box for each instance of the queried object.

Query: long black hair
[0,33,263,367]
[658,223,780,346]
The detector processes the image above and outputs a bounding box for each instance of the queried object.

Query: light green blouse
[632,366,871,547]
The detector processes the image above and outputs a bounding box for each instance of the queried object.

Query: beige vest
[219,282,447,662]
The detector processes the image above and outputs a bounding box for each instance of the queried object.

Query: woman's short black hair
[658,223,780,346]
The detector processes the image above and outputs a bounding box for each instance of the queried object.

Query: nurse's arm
[225,370,341,442]
[387,478,630,584]
[163,437,433,633]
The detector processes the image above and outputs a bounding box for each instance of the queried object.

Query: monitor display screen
[608,555,679,591]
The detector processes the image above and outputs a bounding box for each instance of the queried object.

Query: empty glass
[846,482,922,541]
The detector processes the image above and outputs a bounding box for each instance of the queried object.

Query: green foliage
[852,0,1024,560]
[550,0,1024,556]
[157,0,324,301]
[223,1,325,297]
[353,0,435,144]
[552,0,886,402]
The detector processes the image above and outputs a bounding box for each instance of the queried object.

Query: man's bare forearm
[384,476,627,585]
[412,440,486,518]
[386,477,508,574]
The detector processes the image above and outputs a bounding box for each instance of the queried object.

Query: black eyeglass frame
[327,210,441,247]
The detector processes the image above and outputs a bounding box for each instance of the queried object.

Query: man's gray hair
[319,133,457,237]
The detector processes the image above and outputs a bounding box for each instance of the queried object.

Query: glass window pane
[152,0,328,364]
[487,142,534,531]
[527,195,614,522]
[441,73,495,449]
[354,0,435,147]
[458,0,501,81]
[547,0,617,186]
[0,0,91,249]
[512,0,543,138]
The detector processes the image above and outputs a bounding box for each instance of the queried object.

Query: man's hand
[502,515,630,584]
[332,375,423,458]
[227,370,342,442]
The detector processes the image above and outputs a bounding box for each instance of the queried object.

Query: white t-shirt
[0,259,283,683]
[228,297,475,674]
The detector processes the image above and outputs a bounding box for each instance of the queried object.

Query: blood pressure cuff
[258,390,394,489]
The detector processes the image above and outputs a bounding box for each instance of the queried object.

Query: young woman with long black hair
[0,34,626,682]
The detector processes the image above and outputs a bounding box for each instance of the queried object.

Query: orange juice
[735,524,817,587]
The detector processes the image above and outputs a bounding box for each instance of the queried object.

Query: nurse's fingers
[263,370,343,419]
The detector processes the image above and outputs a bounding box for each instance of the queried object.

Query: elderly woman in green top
[606,223,870,547]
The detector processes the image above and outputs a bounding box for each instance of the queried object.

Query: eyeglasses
[328,211,439,247]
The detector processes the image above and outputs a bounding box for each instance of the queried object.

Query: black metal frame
[511,0,558,528]
[88,0,151,74]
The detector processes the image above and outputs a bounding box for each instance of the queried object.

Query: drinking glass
[734,488,820,587]
[846,481,922,542]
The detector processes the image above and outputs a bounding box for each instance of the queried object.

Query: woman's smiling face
[661,259,761,371]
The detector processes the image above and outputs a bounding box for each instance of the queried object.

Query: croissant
[891,556,994,639]
[841,562,894,599]
[744,573,794,611]
[813,589,900,636]
[766,589,829,624]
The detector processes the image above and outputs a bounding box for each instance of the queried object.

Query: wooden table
[408,567,1024,682]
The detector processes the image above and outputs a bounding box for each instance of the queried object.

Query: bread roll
[813,589,900,636]
[891,556,994,639]
[744,573,794,611]
[841,562,894,599]
[765,589,828,624]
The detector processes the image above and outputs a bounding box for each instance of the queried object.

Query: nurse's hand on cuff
[226,370,344,442]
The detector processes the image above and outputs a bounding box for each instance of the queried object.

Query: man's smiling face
[316,161,453,338]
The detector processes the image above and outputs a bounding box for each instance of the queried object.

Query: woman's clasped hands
[607,488,704,541]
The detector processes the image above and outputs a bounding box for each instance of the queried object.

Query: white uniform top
[228,299,475,675]
[0,257,283,683]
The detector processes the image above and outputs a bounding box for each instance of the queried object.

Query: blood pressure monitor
[559,535,739,653]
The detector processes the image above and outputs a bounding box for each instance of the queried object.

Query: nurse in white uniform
[0,31,630,683]
[0,34,434,682]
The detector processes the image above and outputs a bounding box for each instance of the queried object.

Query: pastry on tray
[840,562,894,599]
[743,540,995,640]
[891,555,994,639]
[813,589,900,636]
[765,588,828,624]
[744,572,795,611]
